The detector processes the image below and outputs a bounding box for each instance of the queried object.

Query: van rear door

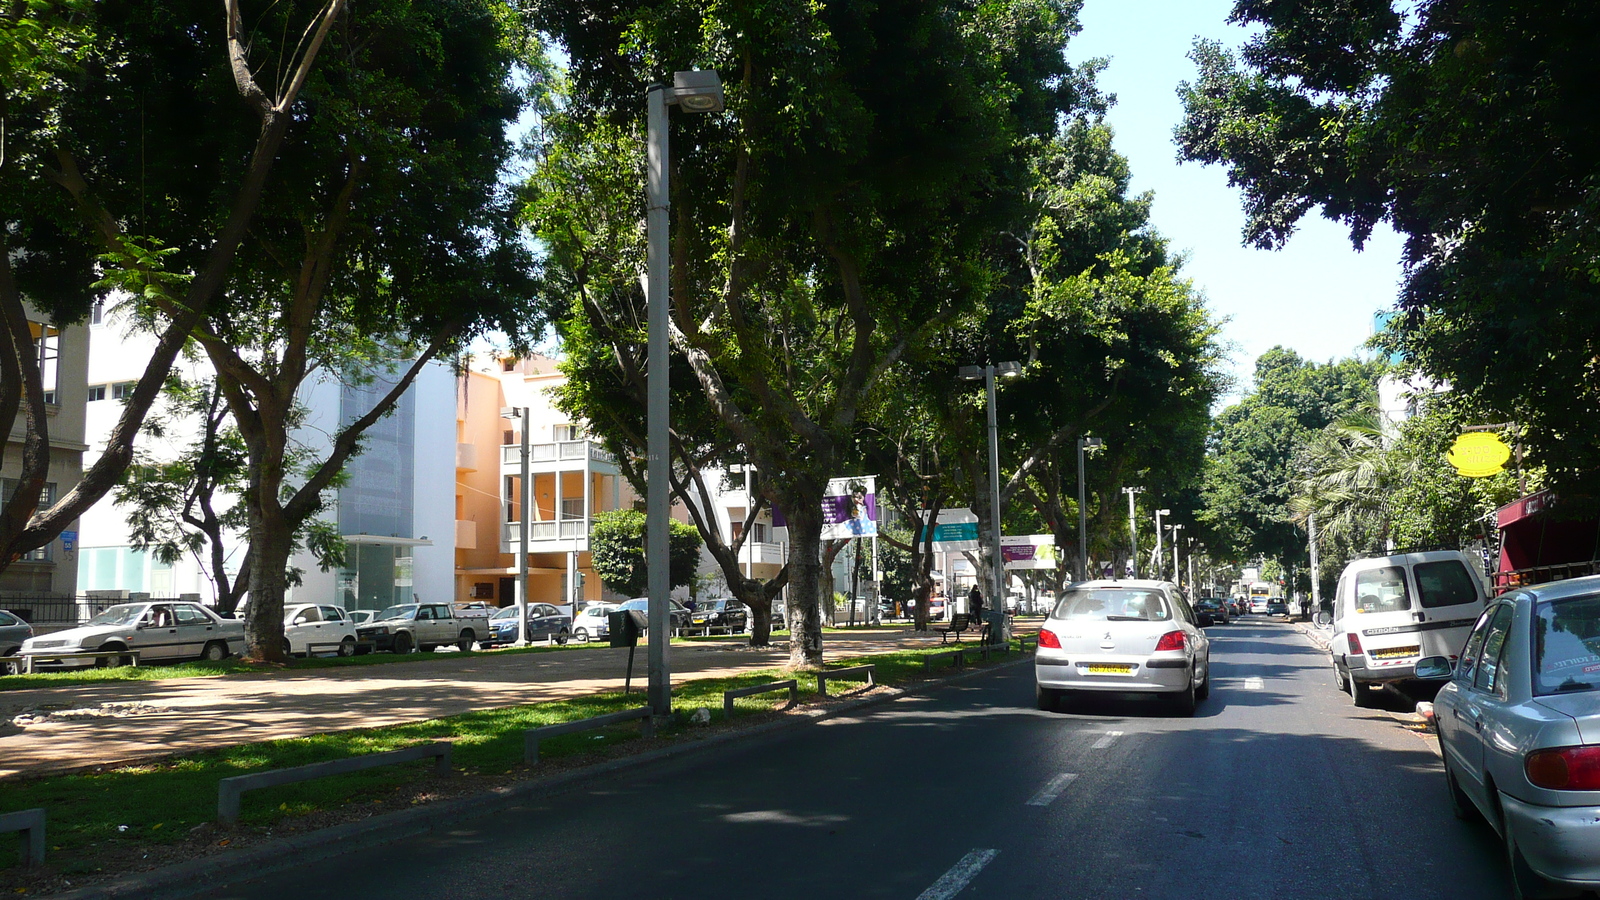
[1406,553,1487,662]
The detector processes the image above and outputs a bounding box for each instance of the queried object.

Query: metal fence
[0,594,155,627]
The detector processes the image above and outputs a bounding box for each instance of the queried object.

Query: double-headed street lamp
[1075,437,1103,581]
[1122,487,1142,579]
[500,404,531,647]
[1169,523,1184,589]
[646,70,725,717]
[958,361,1021,642]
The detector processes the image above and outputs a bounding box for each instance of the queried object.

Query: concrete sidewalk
[0,629,960,779]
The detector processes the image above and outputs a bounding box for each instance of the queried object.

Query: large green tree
[1176,0,1600,499]
[528,0,1091,667]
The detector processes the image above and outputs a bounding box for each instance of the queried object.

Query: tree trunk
[242,511,293,662]
[784,505,825,668]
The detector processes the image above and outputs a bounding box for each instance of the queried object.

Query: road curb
[1294,621,1332,653]
[44,654,1033,899]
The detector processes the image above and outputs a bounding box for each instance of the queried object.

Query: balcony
[503,519,592,552]
[501,440,616,469]
[456,442,478,471]
[737,541,785,565]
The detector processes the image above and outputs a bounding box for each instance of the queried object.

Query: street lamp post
[500,405,530,646]
[1153,509,1170,581]
[1076,437,1104,581]
[1122,487,1142,579]
[645,70,724,718]
[958,361,1021,643]
[1170,523,1184,590]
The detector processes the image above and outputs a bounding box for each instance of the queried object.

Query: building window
[502,358,516,372]
[90,301,104,325]
[30,322,58,405]
[112,382,137,400]
[1,479,57,508]
[561,497,584,520]
[87,385,107,402]
[554,424,584,442]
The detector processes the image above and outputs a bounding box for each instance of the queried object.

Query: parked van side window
[1415,560,1480,609]
[1354,566,1410,613]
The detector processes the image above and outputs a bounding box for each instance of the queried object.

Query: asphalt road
[218,619,1511,900]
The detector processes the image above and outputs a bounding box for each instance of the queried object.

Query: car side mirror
[1415,656,1454,679]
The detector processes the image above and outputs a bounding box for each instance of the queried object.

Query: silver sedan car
[1423,576,1600,899]
[1034,579,1211,715]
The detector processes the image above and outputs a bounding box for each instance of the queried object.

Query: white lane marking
[1091,730,1124,749]
[917,849,1000,900]
[1243,677,1264,690]
[1025,772,1079,807]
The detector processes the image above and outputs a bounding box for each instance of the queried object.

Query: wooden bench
[217,743,451,826]
[934,613,973,644]
[723,679,798,717]
[922,648,966,671]
[817,664,875,698]
[0,808,45,868]
[525,707,654,764]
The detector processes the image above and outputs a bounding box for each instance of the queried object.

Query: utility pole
[1153,509,1170,581]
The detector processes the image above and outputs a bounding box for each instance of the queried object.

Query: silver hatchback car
[1034,580,1212,715]
[1423,576,1600,899]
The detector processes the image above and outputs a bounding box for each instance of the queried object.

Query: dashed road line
[1243,677,1265,690]
[917,849,1000,900]
[1025,772,1079,807]
[1091,730,1124,749]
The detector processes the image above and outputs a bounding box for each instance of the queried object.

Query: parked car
[0,609,34,673]
[1192,597,1230,625]
[348,610,376,627]
[1330,549,1488,707]
[1034,579,1212,716]
[689,598,748,632]
[355,602,481,653]
[282,603,359,657]
[1421,576,1600,899]
[483,603,572,646]
[770,605,786,631]
[615,597,691,633]
[570,603,617,642]
[19,601,245,667]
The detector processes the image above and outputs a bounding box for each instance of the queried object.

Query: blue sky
[1066,0,1405,399]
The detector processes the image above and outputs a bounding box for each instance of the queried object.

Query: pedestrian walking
[969,584,984,619]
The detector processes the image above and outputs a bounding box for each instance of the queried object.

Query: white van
[1329,550,1488,707]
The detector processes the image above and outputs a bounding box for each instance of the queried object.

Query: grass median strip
[0,640,1027,884]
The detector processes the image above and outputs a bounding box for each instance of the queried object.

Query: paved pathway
[0,628,969,779]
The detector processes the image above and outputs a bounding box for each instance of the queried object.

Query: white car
[282,603,359,657]
[1329,549,1487,707]
[1034,579,1212,715]
[348,610,377,627]
[571,603,617,642]
[19,601,245,667]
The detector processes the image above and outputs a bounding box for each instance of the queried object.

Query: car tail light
[1038,629,1061,649]
[1526,746,1600,790]
[1347,632,1364,656]
[1154,631,1186,652]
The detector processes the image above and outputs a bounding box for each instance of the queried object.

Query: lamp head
[499,406,520,420]
[957,365,983,381]
[670,70,724,113]
[1080,437,1104,450]
[996,361,1023,378]
[1157,508,1171,516]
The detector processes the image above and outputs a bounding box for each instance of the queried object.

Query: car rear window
[1052,589,1171,622]
[1533,593,1600,695]
[1354,566,1411,613]
[1415,560,1480,609]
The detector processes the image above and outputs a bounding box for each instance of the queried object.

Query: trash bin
[608,609,648,648]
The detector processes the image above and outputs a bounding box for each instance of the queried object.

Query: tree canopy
[1177,0,1600,499]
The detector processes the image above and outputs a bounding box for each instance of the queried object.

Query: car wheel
[1171,675,1198,717]
[97,643,130,667]
[201,640,229,663]
[281,637,294,658]
[1506,815,1580,900]
[1333,662,1349,692]
[1036,684,1060,712]
[457,631,475,653]
[1349,674,1378,708]
[575,628,590,643]
[1196,662,1211,702]
[338,637,356,658]
[393,632,414,654]
[556,629,569,646]
[1443,756,1478,823]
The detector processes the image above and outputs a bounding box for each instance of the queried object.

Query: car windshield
[1052,589,1171,622]
[491,607,518,621]
[374,605,418,621]
[85,604,146,627]
[1533,593,1600,695]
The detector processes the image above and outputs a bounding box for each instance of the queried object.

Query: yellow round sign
[1447,432,1512,477]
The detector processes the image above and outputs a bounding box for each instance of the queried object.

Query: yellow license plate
[1086,663,1134,674]
[1372,646,1420,660]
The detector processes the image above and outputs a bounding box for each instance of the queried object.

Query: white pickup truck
[354,602,483,653]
